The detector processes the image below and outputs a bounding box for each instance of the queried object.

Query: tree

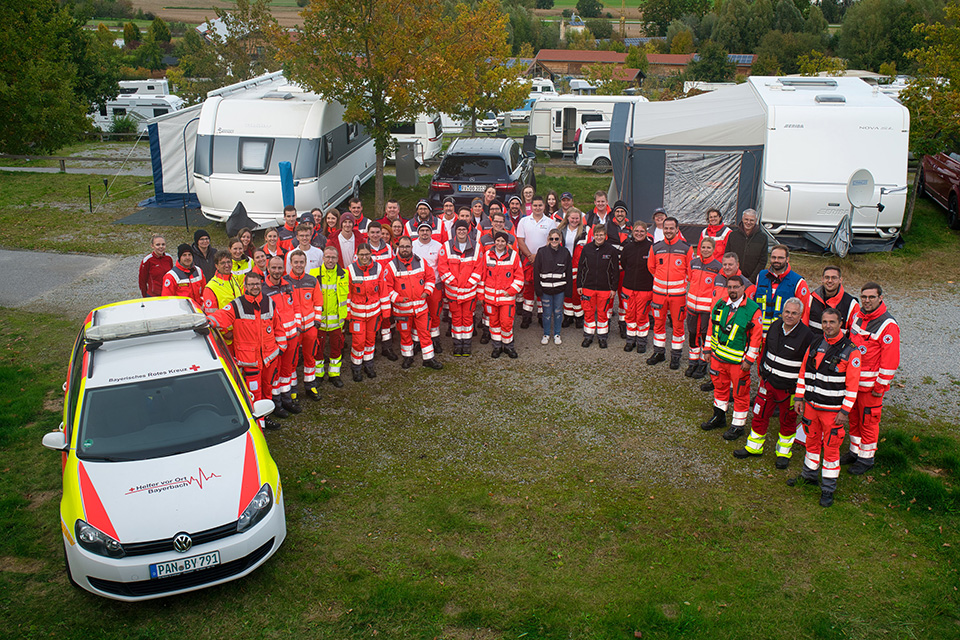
[577,0,604,19]
[149,17,172,45]
[797,50,847,75]
[279,0,506,212]
[208,0,278,80]
[0,0,120,153]
[900,1,960,230]
[837,0,934,73]
[625,45,650,73]
[712,0,750,51]
[671,28,696,53]
[666,19,696,51]
[584,63,631,94]
[752,50,782,74]
[536,0,554,8]
[123,21,141,46]
[773,0,804,32]
[641,0,712,36]
[686,39,735,81]
[804,4,828,36]
[755,29,821,74]
[587,18,613,39]
[135,34,164,71]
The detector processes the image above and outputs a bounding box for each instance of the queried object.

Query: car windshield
[77,370,248,462]
[437,156,508,180]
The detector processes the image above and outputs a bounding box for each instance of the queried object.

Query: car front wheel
[593,157,612,174]
[949,194,960,230]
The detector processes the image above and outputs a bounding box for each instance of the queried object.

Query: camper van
[528,95,648,153]
[387,112,444,164]
[92,80,184,133]
[609,76,909,252]
[192,74,375,226]
[529,77,559,98]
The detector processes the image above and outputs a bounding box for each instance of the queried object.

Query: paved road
[0,166,153,176]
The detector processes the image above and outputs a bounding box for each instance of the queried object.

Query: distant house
[526,49,629,80]
[646,53,756,76]
[196,17,270,60]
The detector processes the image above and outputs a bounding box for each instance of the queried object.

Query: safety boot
[722,425,744,441]
[423,358,443,370]
[684,361,698,377]
[598,336,608,349]
[263,418,283,431]
[700,380,715,392]
[520,313,532,329]
[562,315,573,328]
[281,392,301,414]
[647,351,665,365]
[305,382,320,401]
[329,376,344,388]
[480,327,491,344]
[491,341,503,358]
[271,396,290,419]
[669,351,682,370]
[351,364,363,383]
[623,338,635,352]
[839,451,857,466]
[575,317,584,329]
[775,457,790,470]
[691,361,708,379]
[636,337,647,354]
[401,356,414,369]
[733,447,761,459]
[381,339,399,361]
[363,361,377,379]
[819,491,835,508]
[700,407,726,431]
[787,473,816,487]
[462,339,472,356]
[504,343,519,359]
[433,341,443,355]
[618,320,627,339]
[849,460,874,475]
[581,335,593,348]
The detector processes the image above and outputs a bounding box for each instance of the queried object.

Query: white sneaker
[541,335,550,345]
[554,335,562,345]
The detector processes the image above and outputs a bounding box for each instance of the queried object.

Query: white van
[529,77,559,98]
[193,74,375,226]
[574,121,611,173]
[91,80,184,133]
[387,112,444,164]
[528,95,648,153]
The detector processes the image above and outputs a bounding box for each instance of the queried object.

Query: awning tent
[145,105,202,208]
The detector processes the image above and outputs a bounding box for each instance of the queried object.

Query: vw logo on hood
[173,533,193,553]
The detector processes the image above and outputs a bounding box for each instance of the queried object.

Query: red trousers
[448,298,476,341]
[622,288,652,338]
[564,286,583,318]
[616,272,627,317]
[710,357,751,427]
[317,327,344,377]
[848,391,883,461]
[241,357,279,402]
[299,326,318,383]
[278,332,301,394]
[652,294,686,353]
[799,405,845,491]
[427,283,443,338]
[485,302,515,343]
[349,316,381,365]
[397,311,435,359]
[581,289,613,335]
[751,381,798,437]
[522,263,536,313]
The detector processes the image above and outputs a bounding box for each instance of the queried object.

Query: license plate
[150,550,221,579]
[458,184,486,192]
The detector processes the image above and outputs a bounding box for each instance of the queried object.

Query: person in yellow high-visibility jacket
[311,246,350,387]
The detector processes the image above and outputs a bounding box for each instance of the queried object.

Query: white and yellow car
[42,297,286,601]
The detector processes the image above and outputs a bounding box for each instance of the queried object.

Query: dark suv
[427,137,536,211]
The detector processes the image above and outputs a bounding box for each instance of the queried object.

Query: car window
[76,370,248,462]
[437,156,508,180]
[586,130,610,144]
[509,143,519,170]
[64,331,86,440]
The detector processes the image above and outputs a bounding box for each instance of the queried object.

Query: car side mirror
[42,431,68,451]
[524,150,536,159]
[252,399,275,419]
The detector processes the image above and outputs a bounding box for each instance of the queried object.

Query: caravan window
[113,108,126,116]
[239,138,274,174]
[153,108,168,117]
[323,135,334,163]
[553,110,562,132]
[346,122,358,143]
[390,122,416,135]
[431,113,443,136]
[581,113,603,124]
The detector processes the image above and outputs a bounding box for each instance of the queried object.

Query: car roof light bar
[86,314,209,344]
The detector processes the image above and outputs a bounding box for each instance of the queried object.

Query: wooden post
[903,167,921,235]
[59,159,66,173]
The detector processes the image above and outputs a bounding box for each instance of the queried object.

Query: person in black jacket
[191,229,218,282]
[578,225,620,349]
[620,221,654,353]
[533,230,573,345]
[725,209,767,282]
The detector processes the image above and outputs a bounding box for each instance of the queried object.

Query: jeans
[541,292,565,337]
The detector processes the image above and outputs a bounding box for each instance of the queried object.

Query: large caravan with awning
[609,77,909,253]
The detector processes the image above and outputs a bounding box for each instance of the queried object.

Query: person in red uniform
[347,244,391,381]
[363,221,398,360]
[262,255,300,418]
[577,224,620,349]
[647,217,690,369]
[844,282,900,474]
[808,265,860,338]
[378,198,403,229]
[698,208,732,259]
[404,200,442,241]
[283,250,324,397]
[480,231,524,359]
[277,206,299,253]
[700,277,763,441]
[385,236,443,370]
[685,236,721,377]
[438,220,483,356]
[620,220,654,353]
[207,272,286,431]
[139,234,173,297]
[790,308,861,507]
[161,244,206,306]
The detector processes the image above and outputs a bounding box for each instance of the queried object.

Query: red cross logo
[189,365,201,371]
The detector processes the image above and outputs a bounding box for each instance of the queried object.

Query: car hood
[79,433,256,542]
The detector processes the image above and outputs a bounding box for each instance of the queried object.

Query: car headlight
[75,520,125,558]
[237,483,273,533]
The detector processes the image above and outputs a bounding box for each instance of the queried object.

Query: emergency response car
[41,297,286,601]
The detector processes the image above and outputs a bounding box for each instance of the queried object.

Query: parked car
[428,137,536,211]
[508,98,537,123]
[920,152,960,229]
[476,111,500,133]
[574,120,612,173]
[42,297,286,601]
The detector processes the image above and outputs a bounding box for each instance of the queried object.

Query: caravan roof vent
[263,91,294,100]
[780,78,839,88]
[815,94,846,104]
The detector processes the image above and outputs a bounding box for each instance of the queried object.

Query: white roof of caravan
[747,75,904,109]
[627,82,766,146]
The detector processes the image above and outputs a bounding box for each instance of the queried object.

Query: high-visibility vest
[318,265,349,330]
[710,297,760,364]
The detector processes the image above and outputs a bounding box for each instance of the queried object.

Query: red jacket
[277,222,298,254]
[262,277,298,339]
[797,331,861,414]
[368,240,394,268]
[385,255,435,316]
[438,239,483,301]
[712,270,756,304]
[649,235,690,297]
[686,255,721,312]
[139,252,173,297]
[850,302,900,395]
[283,272,323,329]
[161,262,206,306]
[480,247,523,305]
[404,215,443,242]
[208,293,286,368]
[699,226,732,259]
[326,231,366,268]
[347,261,391,320]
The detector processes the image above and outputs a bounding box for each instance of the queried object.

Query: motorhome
[192,72,375,226]
[92,80,184,133]
[609,76,909,252]
[387,112,444,164]
[529,77,558,98]
[528,95,648,153]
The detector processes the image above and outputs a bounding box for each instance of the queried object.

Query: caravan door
[562,107,578,152]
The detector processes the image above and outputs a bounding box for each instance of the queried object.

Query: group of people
[138,190,900,507]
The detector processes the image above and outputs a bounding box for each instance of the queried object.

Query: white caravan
[387,112,444,164]
[528,94,648,153]
[193,73,375,226]
[529,77,558,98]
[92,80,184,133]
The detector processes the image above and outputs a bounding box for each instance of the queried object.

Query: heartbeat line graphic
[126,468,222,495]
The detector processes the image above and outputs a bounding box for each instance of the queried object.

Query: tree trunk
[903,164,921,235]
[470,105,477,137]
[374,150,385,219]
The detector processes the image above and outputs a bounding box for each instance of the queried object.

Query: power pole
[620,0,626,38]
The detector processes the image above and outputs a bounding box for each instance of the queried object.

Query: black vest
[760,319,814,391]
[809,286,858,336]
[802,334,856,410]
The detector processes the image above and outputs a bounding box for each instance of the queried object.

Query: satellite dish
[846,169,875,208]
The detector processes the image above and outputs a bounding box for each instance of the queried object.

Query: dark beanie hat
[177,243,193,260]
[613,200,629,213]
[194,229,210,244]
[452,220,470,232]
[493,231,509,243]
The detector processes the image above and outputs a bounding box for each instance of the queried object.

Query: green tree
[641,0,712,36]
[666,19,696,50]
[587,18,613,38]
[900,1,960,230]
[837,0,935,73]
[686,39,735,80]
[208,0,278,81]
[584,63,630,94]
[280,0,507,212]
[625,45,650,73]
[797,50,847,74]
[671,28,696,53]
[755,29,821,74]
[149,17,171,44]
[123,21,140,46]
[744,0,775,51]
[712,0,750,51]
[752,50,782,74]
[773,0,804,32]
[135,34,164,70]
[0,0,120,153]
[536,0,554,8]
[804,4,828,36]
[577,0,604,19]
